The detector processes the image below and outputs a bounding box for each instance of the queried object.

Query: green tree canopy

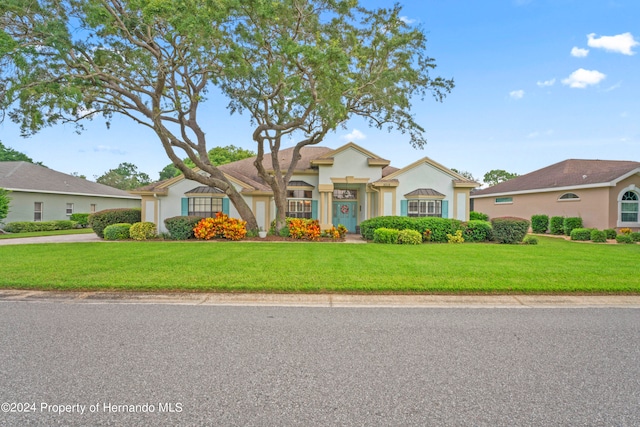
[159,145,256,180]
[1,0,453,231]
[451,169,476,182]
[96,162,151,190]
[0,141,43,165]
[483,169,519,187]
[0,188,10,224]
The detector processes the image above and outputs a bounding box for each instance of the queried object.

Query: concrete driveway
[0,233,103,245]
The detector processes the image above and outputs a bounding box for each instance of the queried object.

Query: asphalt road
[1,301,639,426]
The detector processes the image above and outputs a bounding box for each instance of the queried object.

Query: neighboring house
[0,161,141,225]
[472,159,640,231]
[132,142,478,234]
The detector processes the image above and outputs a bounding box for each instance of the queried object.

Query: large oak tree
[1,0,453,231]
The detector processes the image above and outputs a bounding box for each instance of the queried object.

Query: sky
[1,0,639,185]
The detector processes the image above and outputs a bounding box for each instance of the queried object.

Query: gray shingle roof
[0,161,140,199]
[405,188,445,197]
[473,159,640,196]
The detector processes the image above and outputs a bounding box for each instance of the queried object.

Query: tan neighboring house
[132,142,478,234]
[0,161,141,225]
[472,159,640,231]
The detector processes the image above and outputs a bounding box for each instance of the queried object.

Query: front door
[332,201,357,232]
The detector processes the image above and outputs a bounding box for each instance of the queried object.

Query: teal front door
[332,201,357,232]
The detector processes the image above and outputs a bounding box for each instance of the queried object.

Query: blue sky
[1,0,639,184]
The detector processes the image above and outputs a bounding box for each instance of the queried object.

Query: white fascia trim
[471,182,611,199]
[611,168,640,185]
[5,188,141,199]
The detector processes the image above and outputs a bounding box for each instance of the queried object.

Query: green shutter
[400,200,408,216]
[442,200,449,218]
[311,200,318,219]
[222,198,230,215]
[181,198,188,216]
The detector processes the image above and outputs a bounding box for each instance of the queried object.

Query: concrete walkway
[1,289,639,307]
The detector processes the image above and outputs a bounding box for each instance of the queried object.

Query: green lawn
[0,228,94,239]
[1,236,638,294]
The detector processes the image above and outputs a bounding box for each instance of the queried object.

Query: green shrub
[563,217,583,236]
[373,228,400,244]
[397,229,422,245]
[531,214,549,234]
[163,216,203,240]
[523,236,538,245]
[615,234,633,244]
[604,229,617,240]
[491,217,530,244]
[89,208,141,238]
[129,222,157,240]
[462,220,492,242]
[469,211,489,221]
[3,220,76,233]
[550,216,565,235]
[360,216,461,243]
[70,213,90,227]
[570,228,592,241]
[590,229,607,243]
[446,230,465,244]
[630,232,640,242]
[103,223,132,240]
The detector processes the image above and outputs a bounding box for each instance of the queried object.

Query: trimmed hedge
[469,211,489,221]
[604,229,617,240]
[616,234,633,244]
[164,216,203,240]
[491,217,530,244]
[563,217,583,236]
[360,216,462,243]
[550,216,564,235]
[462,220,493,242]
[89,208,141,238]
[129,222,157,240]
[570,228,592,241]
[590,229,607,243]
[3,220,76,233]
[631,232,640,243]
[397,229,422,245]
[103,223,132,240]
[70,213,90,227]
[531,214,549,234]
[373,228,399,244]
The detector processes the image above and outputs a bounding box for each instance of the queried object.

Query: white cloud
[570,47,589,57]
[587,32,639,55]
[342,129,366,141]
[561,68,606,88]
[94,145,126,155]
[536,78,556,87]
[509,90,525,99]
[399,16,416,25]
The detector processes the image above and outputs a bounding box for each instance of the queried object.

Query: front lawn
[0,237,638,294]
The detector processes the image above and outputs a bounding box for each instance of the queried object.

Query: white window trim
[495,197,513,204]
[558,193,581,202]
[617,185,640,228]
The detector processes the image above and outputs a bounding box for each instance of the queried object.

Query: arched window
[559,193,580,200]
[620,191,639,223]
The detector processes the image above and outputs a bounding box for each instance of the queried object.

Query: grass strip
[0,237,638,294]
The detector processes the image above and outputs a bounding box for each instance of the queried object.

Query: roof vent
[582,175,588,179]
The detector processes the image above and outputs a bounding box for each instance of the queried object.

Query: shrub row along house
[472,159,640,231]
[131,143,479,234]
[0,161,140,224]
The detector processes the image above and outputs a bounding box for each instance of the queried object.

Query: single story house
[0,161,141,225]
[132,142,478,234]
[471,159,640,231]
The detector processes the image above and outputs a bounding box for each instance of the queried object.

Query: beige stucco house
[471,159,640,231]
[132,143,478,234]
[0,161,141,225]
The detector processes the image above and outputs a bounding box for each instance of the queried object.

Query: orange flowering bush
[193,212,247,241]
[287,218,321,241]
[322,224,348,240]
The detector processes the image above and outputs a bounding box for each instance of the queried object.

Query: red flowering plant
[193,212,247,241]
